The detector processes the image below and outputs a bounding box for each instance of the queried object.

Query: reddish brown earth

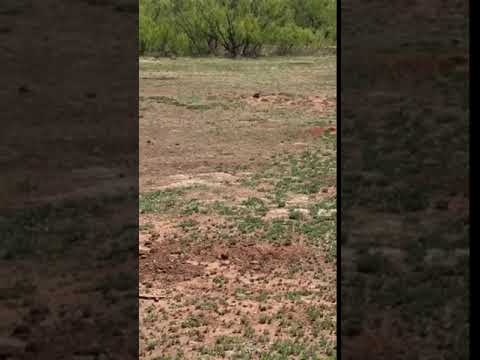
[139,56,337,358]
[307,126,337,138]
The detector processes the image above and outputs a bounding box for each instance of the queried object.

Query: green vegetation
[139,56,337,358]
[140,0,336,57]
[140,188,185,213]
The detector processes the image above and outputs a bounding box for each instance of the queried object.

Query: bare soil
[139,56,337,359]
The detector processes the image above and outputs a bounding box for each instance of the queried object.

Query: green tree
[139,0,336,57]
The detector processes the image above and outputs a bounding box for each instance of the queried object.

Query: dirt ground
[139,56,337,359]
[1,1,137,359]
[340,0,469,359]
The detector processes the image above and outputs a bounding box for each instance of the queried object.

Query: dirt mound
[140,244,205,284]
[209,243,313,269]
[308,96,337,113]
[141,239,318,286]
[306,126,337,138]
[245,93,336,114]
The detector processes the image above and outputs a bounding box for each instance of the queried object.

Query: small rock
[139,246,150,255]
[317,208,336,217]
[295,208,310,218]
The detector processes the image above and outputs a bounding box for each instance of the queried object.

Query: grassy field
[139,56,337,359]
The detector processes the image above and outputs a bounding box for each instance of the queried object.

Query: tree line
[140,0,336,57]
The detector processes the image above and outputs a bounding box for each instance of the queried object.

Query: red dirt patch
[140,244,205,284]
[140,229,328,285]
[204,243,315,270]
[308,95,337,113]
[307,126,337,138]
